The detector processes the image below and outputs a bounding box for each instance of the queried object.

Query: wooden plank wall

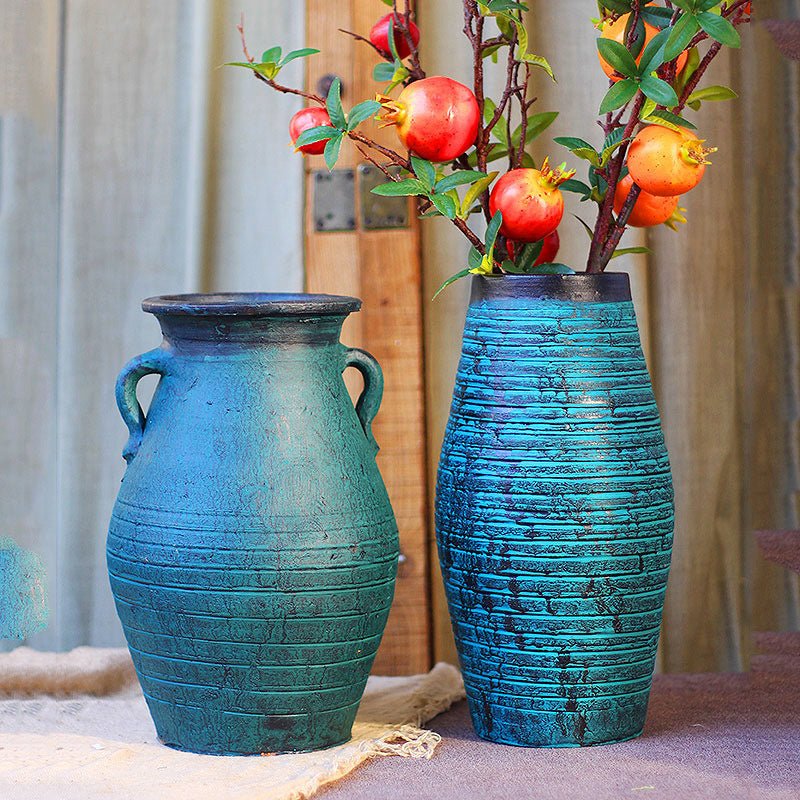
[0,0,305,649]
[304,0,431,675]
[651,11,800,671]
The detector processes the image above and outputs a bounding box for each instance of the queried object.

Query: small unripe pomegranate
[489,160,574,243]
[370,13,420,60]
[289,107,333,156]
[379,76,480,163]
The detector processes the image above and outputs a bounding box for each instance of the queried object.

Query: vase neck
[471,274,632,304]
[141,292,359,352]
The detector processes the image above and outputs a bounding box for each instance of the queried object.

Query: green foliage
[347,100,381,130]
[225,47,319,81]
[686,84,738,110]
[600,79,639,114]
[433,211,504,298]
[373,159,495,222]
[293,126,334,149]
[323,134,343,172]
[611,246,652,259]
[326,78,346,129]
[597,39,639,78]
[370,179,428,198]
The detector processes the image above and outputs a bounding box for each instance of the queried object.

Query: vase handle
[115,348,171,463]
[343,347,384,455]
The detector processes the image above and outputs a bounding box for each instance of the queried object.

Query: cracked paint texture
[436,274,674,748]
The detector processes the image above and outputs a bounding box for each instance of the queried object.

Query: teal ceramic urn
[107,293,399,755]
[436,274,674,747]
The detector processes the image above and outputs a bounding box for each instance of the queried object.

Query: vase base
[474,728,644,749]
[466,692,649,748]
[145,693,359,756]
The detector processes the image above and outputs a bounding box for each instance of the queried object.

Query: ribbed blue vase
[436,273,674,747]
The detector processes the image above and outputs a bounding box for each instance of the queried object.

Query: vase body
[107,293,398,755]
[436,274,674,747]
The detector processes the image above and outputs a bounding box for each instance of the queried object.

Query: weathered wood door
[303,0,431,675]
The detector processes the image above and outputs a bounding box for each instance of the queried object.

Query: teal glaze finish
[107,293,399,755]
[435,274,674,747]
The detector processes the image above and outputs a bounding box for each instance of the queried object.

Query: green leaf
[611,246,652,259]
[380,0,393,5]
[347,100,380,130]
[686,84,738,104]
[600,136,630,167]
[511,18,556,81]
[511,111,558,147]
[603,126,626,151]
[523,52,556,80]
[513,240,544,272]
[225,61,278,80]
[461,172,498,218]
[280,48,319,66]
[599,79,639,114]
[697,11,740,46]
[486,0,529,11]
[483,43,505,60]
[371,178,427,197]
[554,135,599,166]
[386,16,401,62]
[625,14,648,59]
[485,210,503,252]
[641,7,674,28]
[597,38,639,78]
[325,78,346,129]
[641,108,697,131]
[560,178,592,200]
[638,26,672,75]
[430,193,458,219]
[373,62,395,82]
[484,99,510,148]
[698,0,723,10]
[468,247,483,271]
[435,170,487,193]
[641,97,658,119]
[573,214,595,239]
[433,269,472,300]
[293,125,334,148]
[520,152,536,168]
[640,75,679,108]
[600,0,633,14]
[323,134,343,171]
[665,14,700,61]
[554,136,596,152]
[410,156,436,190]
[529,262,574,274]
[261,46,282,64]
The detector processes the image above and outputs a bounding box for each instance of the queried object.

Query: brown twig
[339,28,386,58]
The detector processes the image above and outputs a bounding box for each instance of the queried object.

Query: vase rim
[473,272,631,303]
[142,292,362,317]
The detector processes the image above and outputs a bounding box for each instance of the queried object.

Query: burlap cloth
[0,647,465,800]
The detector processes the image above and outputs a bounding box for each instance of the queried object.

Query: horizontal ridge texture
[435,277,674,748]
[107,311,399,755]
